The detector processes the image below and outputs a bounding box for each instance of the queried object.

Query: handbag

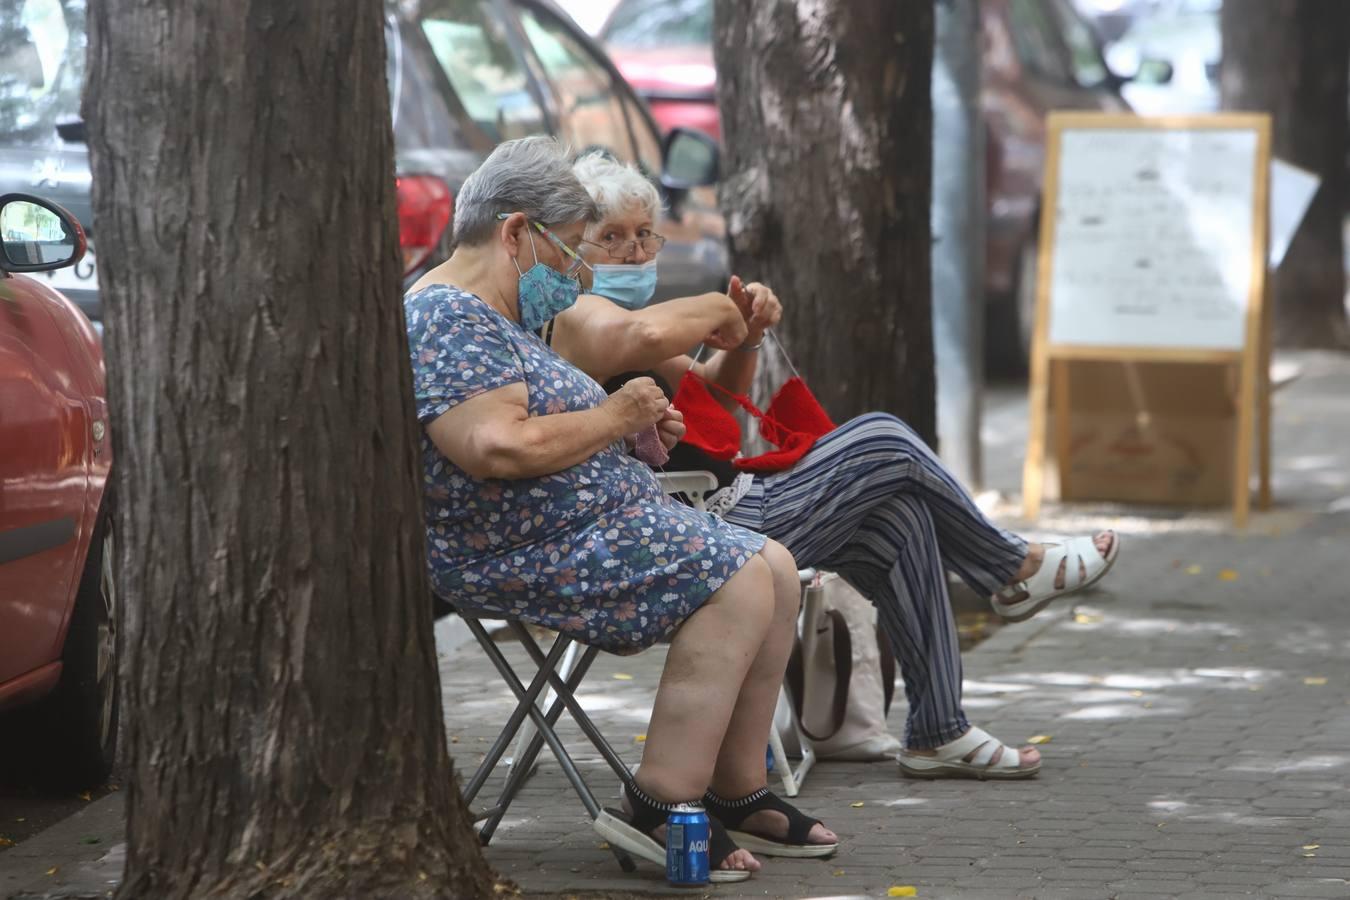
[783,573,902,761]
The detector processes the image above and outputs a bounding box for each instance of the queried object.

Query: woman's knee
[705,553,776,632]
[855,411,925,449]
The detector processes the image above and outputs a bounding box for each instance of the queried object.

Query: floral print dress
[406,284,766,654]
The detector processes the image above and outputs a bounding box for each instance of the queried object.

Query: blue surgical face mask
[590,258,659,309]
[513,229,581,332]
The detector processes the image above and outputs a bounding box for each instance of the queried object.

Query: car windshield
[0,0,85,148]
[602,0,711,49]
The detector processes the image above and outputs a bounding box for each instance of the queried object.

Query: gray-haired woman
[404,137,837,881]
[543,151,1122,779]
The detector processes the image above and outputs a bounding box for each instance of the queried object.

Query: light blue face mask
[590,259,659,309]
[513,228,582,332]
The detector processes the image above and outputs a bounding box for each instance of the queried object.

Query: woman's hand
[656,407,686,451]
[703,291,749,351]
[726,275,783,345]
[736,278,783,344]
[604,376,669,433]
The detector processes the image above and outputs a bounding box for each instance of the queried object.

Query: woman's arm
[551,292,747,383]
[426,378,669,481]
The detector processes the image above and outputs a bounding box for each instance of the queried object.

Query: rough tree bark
[1221,0,1349,349]
[712,0,936,444]
[84,2,496,897]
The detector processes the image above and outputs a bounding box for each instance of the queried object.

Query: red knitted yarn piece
[733,377,836,473]
[671,370,743,460]
[672,370,837,473]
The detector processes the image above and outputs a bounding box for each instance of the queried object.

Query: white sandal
[897,726,1040,780]
[991,532,1120,623]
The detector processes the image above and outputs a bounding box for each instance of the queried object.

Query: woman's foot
[898,726,1041,779]
[991,531,1120,622]
[621,781,760,874]
[999,532,1115,604]
[704,786,838,858]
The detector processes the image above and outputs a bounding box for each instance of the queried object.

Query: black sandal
[704,786,838,858]
[593,781,753,883]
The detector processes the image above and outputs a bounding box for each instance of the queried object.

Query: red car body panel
[0,268,110,712]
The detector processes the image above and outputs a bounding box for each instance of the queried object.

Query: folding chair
[452,470,820,871]
[454,608,638,871]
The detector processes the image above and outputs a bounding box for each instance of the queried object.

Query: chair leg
[511,623,635,784]
[467,625,637,873]
[478,643,601,844]
[768,716,799,797]
[506,638,581,784]
[460,619,572,806]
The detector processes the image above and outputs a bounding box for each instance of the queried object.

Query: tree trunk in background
[85,2,496,897]
[1221,0,1349,349]
[713,0,937,444]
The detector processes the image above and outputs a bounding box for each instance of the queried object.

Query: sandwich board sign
[1023,113,1272,526]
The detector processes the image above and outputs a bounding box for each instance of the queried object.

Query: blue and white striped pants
[722,412,1028,749]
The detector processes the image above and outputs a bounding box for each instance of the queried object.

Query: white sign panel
[1048,128,1259,351]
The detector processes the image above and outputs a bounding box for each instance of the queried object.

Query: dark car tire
[29,500,119,790]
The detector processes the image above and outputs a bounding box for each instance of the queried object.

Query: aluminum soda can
[665,803,710,885]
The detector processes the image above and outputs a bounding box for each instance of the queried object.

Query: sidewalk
[6,351,1349,900]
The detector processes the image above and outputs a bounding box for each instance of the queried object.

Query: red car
[0,193,116,788]
[600,0,1130,369]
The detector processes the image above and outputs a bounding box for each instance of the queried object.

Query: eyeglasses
[580,234,668,259]
[497,213,588,278]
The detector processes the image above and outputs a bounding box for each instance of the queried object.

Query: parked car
[0,192,116,789]
[599,0,1131,370]
[0,0,727,328]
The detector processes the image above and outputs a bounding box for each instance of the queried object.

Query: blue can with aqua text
[665,803,710,886]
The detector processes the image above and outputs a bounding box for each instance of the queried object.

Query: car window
[1007,0,1074,84]
[617,89,661,177]
[517,6,631,159]
[416,0,546,142]
[0,0,85,148]
[602,0,712,50]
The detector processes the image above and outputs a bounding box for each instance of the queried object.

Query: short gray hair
[572,152,663,232]
[453,136,600,246]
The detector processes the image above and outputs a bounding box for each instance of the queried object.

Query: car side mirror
[0,194,86,273]
[661,127,720,191]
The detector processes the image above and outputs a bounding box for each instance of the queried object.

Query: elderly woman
[539,152,1122,779]
[404,137,837,880]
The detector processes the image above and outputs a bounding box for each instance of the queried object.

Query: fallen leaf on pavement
[0,838,13,848]
[1303,844,1320,850]
[80,837,100,845]
[1072,613,1101,624]
[597,842,610,850]
[1218,569,1239,581]
[850,801,865,808]
[1185,565,1203,575]
[46,867,57,876]
[833,869,845,876]
[635,734,646,743]
[1303,852,1317,858]
[887,887,918,897]
[1130,690,1144,697]
[1304,677,1329,686]
[77,791,92,802]
[1028,735,1052,745]
[612,673,633,681]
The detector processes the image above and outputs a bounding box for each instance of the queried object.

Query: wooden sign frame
[1023,113,1273,527]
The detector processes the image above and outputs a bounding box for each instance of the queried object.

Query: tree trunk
[1221,0,1349,349]
[84,3,497,898]
[712,0,936,444]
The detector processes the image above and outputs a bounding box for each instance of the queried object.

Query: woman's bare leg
[634,552,776,872]
[707,540,837,845]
